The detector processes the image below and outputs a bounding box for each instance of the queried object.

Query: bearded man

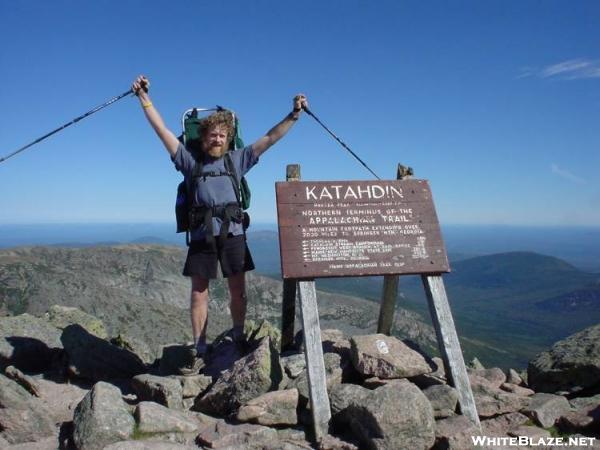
[132,75,307,373]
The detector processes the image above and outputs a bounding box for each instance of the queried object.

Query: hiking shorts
[182,234,255,279]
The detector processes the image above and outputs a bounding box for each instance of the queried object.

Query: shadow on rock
[61,324,146,381]
[2,336,62,373]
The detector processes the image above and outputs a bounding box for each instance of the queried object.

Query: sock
[195,337,207,356]
[232,325,244,341]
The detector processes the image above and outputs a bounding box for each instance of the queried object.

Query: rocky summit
[0,245,599,449]
[1,307,599,449]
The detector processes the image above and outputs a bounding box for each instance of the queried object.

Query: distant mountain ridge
[316,251,599,368]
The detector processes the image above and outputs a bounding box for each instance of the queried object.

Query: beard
[206,145,227,158]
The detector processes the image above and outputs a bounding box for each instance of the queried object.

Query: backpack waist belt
[189,202,243,246]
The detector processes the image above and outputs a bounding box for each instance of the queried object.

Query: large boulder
[134,401,215,434]
[45,304,108,338]
[0,313,63,372]
[193,336,283,416]
[177,374,213,399]
[236,389,299,426]
[291,352,345,404]
[195,421,279,449]
[61,324,146,380]
[471,379,531,418]
[480,412,530,437]
[468,367,506,389]
[0,374,56,444]
[528,324,600,395]
[131,374,184,410]
[434,415,481,450]
[72,381,135,450]
[330,379,435,450]
[422,384,459,418]
[104,442,198,450]
[522,393,572,428]
[350,334,433,379]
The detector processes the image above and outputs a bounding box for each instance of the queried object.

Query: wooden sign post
[276,165,480,441]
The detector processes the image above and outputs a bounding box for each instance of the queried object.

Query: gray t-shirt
[173,142,258,240]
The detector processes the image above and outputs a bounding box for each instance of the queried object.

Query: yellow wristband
[142,102,153,109]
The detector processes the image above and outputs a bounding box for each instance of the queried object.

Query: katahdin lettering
[305,184,403,201]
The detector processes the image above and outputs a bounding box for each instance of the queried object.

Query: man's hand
[292,94,308,119]
[132,75,150,99]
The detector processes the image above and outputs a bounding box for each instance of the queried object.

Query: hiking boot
[178,346,206,376]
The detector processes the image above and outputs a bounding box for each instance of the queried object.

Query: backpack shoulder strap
[185,158,204,208]
[223,152,241,206]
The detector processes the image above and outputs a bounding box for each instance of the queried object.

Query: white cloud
[519,58,600,80]
[551,163,586,184]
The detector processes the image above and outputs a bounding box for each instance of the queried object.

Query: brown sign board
[276,179,450,279]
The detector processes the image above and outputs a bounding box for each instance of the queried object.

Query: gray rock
[4,365,41,397]
[45,304,108,338]
[558,403,600,433]
[3,436,60,450]
[469,367,506,389]
[528,323,600,395]
[500,382,535,397]
[72,381,135,450]
[431,357,447,379]
[111,332,156,365]
[434,415,481,450]
[104,443,198,449]
[318,434,360,450]
[245,319,282,350]
[282,353,306,378]
[195,420,279,448]
[134,401,214,434]
[329,383,371,415]
[480,412,530,437]
[471,380,530,418]
[522,393,572,428]
[350,334,432,379]
[292,352,344,403]
[468,357,485,370]
[62,324,146,380]
[194,336,283,416]
[176,374,212,398]
[237,389,299,426]
[159,343,196,376]
[507,368,523,386]
[0,313,63,372]
[132,374,183,409]
[422,384,459,418]
[570,393,600,410]
[0,374,56,444]
[507,425,552,439]
[331,379,435,450]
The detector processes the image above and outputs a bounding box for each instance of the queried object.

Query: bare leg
[190,275,209,346]
[228,271,247,328]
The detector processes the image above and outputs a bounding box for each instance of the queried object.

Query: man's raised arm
[252,94,308,158]
[132,75,180,158]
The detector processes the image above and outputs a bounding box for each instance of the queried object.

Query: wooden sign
[276,179,450,279]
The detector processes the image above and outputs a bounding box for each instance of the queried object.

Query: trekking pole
[0,89,135,164]
[302,106,381,180]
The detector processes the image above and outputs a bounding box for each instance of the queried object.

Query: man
[132,75,307,373]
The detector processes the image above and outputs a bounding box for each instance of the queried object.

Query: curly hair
[198,111,235,147]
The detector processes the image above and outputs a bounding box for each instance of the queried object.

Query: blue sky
[1,1,599,226]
